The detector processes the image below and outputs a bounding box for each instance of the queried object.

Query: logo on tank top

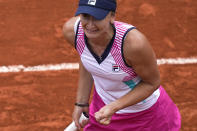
[112,64,120,72]
[88,0,96,5]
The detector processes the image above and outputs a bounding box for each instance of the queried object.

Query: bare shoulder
[123,29,156,66]
[63,16,80,46]
[123,29,160,86]
[124,29,151,55]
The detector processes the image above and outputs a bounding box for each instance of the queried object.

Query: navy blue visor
[75,0,116,20]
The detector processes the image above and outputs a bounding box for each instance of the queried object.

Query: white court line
[0,57,196,73]
[157,57,197,65]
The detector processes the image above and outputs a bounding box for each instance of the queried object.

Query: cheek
[80,19,87,26]
[99,22,111,31]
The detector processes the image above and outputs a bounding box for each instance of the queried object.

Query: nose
[86,16,96,28]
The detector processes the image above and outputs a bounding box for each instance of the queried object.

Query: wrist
[75,102,89,107]
[109,101,121,113]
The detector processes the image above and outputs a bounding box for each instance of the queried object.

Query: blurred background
[0,0,196,130]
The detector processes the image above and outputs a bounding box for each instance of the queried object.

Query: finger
[73,119,81,130]
[80,119,89,128]
[72,109,83,130]
[94,111,103,121]
[100,118,111,125]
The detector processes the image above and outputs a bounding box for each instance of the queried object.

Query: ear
[110,12,115,24]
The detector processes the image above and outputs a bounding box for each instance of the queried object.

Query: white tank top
[74,19,160,113]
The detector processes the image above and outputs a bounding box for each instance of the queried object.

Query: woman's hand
[72,106,89,130]
[94,104,116,125]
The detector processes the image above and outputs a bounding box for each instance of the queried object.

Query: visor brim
[75,6,110,20]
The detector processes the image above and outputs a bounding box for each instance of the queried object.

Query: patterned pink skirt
[84,86,181,131]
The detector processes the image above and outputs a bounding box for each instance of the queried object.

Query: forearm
[76,81,92,104]
[76,61,93,104]
[110,81,160,112]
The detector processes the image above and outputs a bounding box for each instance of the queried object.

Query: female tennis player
[63,0,181,130]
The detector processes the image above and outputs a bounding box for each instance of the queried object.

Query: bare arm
[111,29,160,110]
[63,17,93,103]
[63,17,94,129]
[76,61,94,104]
[62,16,79,46]
[95,29,160,125]
[73,60,94,129]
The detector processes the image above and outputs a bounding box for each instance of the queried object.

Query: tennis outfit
[74,19,181,131]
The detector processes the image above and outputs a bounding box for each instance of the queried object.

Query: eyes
[81,14,89,18]
[80,14,99,21]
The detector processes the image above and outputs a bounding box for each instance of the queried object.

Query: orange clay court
[0,0,196,131]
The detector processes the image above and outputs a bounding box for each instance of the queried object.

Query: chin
[85,31,100,39]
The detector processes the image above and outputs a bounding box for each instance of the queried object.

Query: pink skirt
[84,86,181,131]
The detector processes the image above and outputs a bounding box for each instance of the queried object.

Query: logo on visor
[88,0,96,5]
[112,64,120,72]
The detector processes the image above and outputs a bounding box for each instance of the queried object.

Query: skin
[63,12,160,129]
[80,13,115,56]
